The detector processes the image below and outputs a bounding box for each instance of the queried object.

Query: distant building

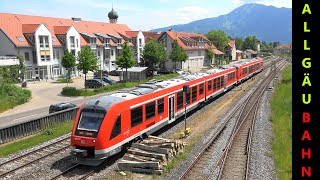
[236,50,243,60]
[158,31,223,71]
[0,9,145,80]
[243,49,257,58]
[256,40,261,52]
[273,44,292,55]
[225,39,236,61]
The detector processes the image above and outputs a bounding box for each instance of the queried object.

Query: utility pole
[183,85,189,137]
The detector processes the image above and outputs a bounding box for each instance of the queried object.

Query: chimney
[168,28,172,31]
[71,17,82,21]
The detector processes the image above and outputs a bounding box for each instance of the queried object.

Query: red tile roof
[228,39,235,48]
[0,13,132,47]
[213,49,224,55]
[164,31,212,50]
[275,44,292,49]
[142,31,163,43]
[54,26,70,34]
[22,24,39,34]
[125,31,139,38]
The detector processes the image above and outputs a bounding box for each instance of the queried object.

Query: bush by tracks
[271,63,292,180]
[0,81,31,113]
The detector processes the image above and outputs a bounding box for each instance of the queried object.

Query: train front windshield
[77,110,105,132]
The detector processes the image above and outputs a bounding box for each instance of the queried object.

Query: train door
[168,94,175,123]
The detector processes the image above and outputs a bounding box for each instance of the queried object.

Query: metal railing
[0,107,79,145]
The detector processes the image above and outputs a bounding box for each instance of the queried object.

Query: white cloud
[255,0,291,8]
[231,0,243,5]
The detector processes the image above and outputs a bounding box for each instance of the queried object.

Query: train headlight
[93,140,96,143]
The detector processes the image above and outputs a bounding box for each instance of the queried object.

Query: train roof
[231,58,262,67]
[82,65,239,111]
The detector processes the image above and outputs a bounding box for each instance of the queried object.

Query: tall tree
[61,49,76,86]
[115,41,136,82]
[243,36,258,51]
[169,41,188,71]
[77,46,98,88]
[206,49,214,64]
[206,30,229,51]
[235,37,244,51]
[142,40,166,72]
[17,55,26,82]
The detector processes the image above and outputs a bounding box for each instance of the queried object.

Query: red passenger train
[70,58,264,166]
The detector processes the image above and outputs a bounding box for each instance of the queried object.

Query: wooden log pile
[118,135,187,175]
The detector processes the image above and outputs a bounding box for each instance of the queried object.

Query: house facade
[158,31,223,71]
[0,9,145,81]
[224,39,236,61]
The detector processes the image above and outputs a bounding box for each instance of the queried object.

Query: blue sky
[0,0,291,30]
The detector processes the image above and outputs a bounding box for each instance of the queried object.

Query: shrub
[56,78,73,83]
[0,82,31,112]
[61,87,95,96]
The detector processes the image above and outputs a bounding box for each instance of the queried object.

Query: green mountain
[152,3,292,43]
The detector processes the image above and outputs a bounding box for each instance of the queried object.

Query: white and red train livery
[70,58,264,166]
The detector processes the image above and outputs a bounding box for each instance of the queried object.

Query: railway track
[179,59,286,180]
[217,60,287,180]
[0,135,71,178]
[50,163,95,180]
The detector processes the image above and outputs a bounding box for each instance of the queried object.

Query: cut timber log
[132,143,171,155]
[118,160,162,170]
[127,148,166,161]
[118,166,163,175]
[124,154,165,164]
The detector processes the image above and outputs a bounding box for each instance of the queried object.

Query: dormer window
[90,38,96,44]
[117,39,121,45]
[105,38,110,46]
[39,36,49,48]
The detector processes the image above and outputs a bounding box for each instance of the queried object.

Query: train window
[177,91,184,109]
[158,98,164,115]
[186,89,191,105]
[217,77,221,89]
[214,79,217,91]
[110,115,121,140]
[192,86,197,102]
[199,83,204,95]
[146,101,156,120]
[131,106,143,127]
[77,110,105,132]
[220,77,224,87]
[208,81,212,91]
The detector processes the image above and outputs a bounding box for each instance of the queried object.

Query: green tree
[243,36,258,51]
[235,37,244,51]
[169,41,188,71]
[77,46,98,88]
[206,30,229,51]
[206,49,214,64]
[115,41,136,82]
[61,49,76,85]
[142,40,166,71]
[17,55,26,82]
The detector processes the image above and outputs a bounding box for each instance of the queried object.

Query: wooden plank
[118,160,162,170]
[124,154,165,163]
[127,148,166,161]
[132,143,170,155]
[148,135,172,142]
[118,166,163,175]
[123,154,148,162]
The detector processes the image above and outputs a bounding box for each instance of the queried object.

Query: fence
[0,107,79,145]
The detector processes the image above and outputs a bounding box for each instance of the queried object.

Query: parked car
[109,69,120,76]
[49,102,76,114]
[85,79,108,88]
[94,70,109,77]
[94,76,117,84]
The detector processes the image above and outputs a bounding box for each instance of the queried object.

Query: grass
[271,63,292,180]
[0,121,74,157]
[0,82,32,113]
[61,73,179,97]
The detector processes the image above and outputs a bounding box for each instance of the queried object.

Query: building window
[70,36,75,48]
[110,115,121,140]
[111,50,114,56]
[24,52,30,61]
[39,36,49,48]
[192,86,197,102]
[131,106,143,127]
[172,43,175,48]
[76,39,79,48]
[117,39,121,45]
[208,81,212,91]
[177,91,183,110]
[53,51,56,59]
[158,98,164,115]
[71,50,76,56]
[199,83,204,95]
[198,51,201,56]
[139,38,142,46]
[106,49,110,58]
[56,50,60,59]
[32,51,37,63]
[146,101,156,120]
